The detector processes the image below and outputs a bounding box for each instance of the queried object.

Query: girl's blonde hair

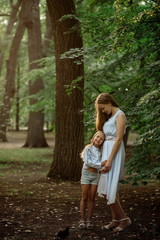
[95,93,119,131]
[80,131,105,158]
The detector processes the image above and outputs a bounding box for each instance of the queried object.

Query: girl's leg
[80,184,90,221]
[87,184,98,221]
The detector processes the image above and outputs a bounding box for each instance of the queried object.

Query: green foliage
[64,77,83,96]
[125,88,160,180]
[10,56,56,129]
[76,0,160,181]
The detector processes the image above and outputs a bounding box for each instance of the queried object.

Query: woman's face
[98,103,112,115]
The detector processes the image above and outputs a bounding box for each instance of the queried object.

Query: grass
[0,163,11,169]
[0,148,53,163]
[0,148,53,181]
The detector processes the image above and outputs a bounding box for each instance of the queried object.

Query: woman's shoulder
[115,110,126,123]
[116,109,125,117]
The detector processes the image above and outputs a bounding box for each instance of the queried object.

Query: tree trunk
[15,65,20,131]
[0,0,26,142]
[43,9,53,57]
[46,0,84,181]
[23,0,48,148]
[0,0,22,75]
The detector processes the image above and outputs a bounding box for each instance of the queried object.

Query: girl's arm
[83,148,103,169]
[101,113,126,172]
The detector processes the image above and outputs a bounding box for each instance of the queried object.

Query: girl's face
[92,132,105,147]
[98,103,112,115]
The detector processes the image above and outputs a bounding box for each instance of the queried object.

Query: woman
[95,93,131,232]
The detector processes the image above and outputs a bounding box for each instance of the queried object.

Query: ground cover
[0,132,160,240]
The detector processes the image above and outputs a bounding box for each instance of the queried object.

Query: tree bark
[46,0,84,181]
[15,65,20,131]
[43,9,53,57]
[23,0,48,148]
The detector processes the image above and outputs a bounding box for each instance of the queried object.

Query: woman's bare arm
[101,113,126,172]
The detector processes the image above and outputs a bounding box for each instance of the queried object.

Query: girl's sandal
[113,217,131,232]
[86,221,93,229]
[102,219,120,230]
[78,220,86,230]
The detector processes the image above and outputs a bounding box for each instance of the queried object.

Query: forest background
[0,0,160,239]
[0,0,159,183]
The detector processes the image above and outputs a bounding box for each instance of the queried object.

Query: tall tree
[0,0,22,75]
[23,0,48,147]
[46,0,84,181]
[0,0,27,142]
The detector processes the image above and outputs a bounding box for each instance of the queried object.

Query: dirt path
[0,174,160,240]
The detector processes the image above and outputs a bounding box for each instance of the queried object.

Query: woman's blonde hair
[95,93,119,131]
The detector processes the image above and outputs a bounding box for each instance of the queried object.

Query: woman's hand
[101,160,107,166]
[100,160,112,173]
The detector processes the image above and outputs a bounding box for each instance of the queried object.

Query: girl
[95,93,131,232]
[79,131,106,230]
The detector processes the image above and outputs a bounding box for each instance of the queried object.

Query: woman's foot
[113,217,131,232]
[102,219,120,230]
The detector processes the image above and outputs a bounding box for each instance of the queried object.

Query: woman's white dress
[97,110,125,205]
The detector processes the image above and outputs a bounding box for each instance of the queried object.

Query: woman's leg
[87,184,98,221]
[80,184,90,221]
[102,201,120,229]
[103,194,127,229]
[110,195,126,219]
[109,195,130,229]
